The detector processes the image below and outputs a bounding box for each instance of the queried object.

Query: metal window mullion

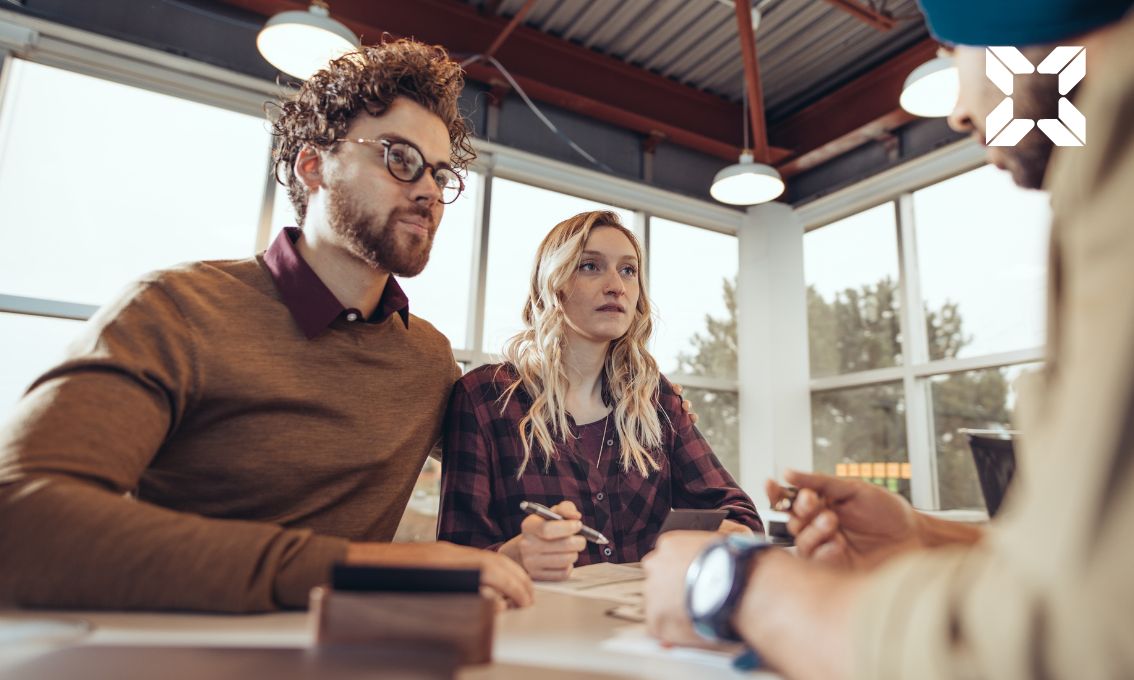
[636,211,650,285]
[910,347,1045,378]
[810,365,907,392]
[896,193,938,510]
[0,294,97,321]
[662,373,737,393]
[465,160,494,367]
[254,148,277,252]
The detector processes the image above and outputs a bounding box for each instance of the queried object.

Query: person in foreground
[437,211,762,579]
[0,39,533,612]
[642,1,1134,677]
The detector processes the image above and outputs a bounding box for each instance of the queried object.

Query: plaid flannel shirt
[438,363,762,565]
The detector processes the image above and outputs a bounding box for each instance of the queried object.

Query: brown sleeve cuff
[272,533,350,609]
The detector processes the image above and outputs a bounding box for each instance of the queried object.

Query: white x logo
[985,46,1086,147]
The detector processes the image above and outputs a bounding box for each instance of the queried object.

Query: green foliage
[808,278,1009,508]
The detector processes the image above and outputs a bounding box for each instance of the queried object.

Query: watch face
[690,546,734,615]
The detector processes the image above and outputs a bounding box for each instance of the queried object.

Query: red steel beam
[770,38,938,177]
[821,0,896,32]
[733,0,770,164]
[225,0,768,161]
[228,0,921,171]
[483,0,537,60]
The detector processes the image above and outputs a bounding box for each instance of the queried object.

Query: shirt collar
[263,227,410,339]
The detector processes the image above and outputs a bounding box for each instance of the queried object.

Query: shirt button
[596,492,605,501]
[346,312,360,322]
[603,547,613,557]
[606,439,614,446]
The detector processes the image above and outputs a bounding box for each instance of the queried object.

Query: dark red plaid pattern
[438,363,763,565]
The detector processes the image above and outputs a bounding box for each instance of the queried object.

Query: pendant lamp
[257,1,360,80]
[899,55,959,118]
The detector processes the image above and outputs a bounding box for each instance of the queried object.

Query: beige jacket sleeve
[0,278,347,612]
[851,22,1134,679]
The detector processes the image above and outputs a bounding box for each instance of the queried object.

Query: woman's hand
[717,518,754,536]
[498,500,588,581]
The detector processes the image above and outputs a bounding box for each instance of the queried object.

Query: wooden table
[0,590,779,679]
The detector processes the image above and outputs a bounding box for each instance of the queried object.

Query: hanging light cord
[742,76,750,152]
[461,53,615,175]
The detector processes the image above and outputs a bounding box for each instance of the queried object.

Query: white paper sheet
[532,562,645,605]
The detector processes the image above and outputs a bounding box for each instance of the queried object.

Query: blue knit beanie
[916,0,1133,46]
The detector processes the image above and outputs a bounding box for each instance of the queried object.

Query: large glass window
[805,165,1047,511]
[0,60,269,306]
[914,165,1049,359]
[481,178,632,355]
[649,218,738,379]
[649,218,740,478]
[804,203,902,378]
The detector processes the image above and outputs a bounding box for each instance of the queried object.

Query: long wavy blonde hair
[500,211,663,478]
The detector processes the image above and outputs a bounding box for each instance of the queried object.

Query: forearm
[0,475,347,612]
[915,512,984,548]
[734,551,864,680]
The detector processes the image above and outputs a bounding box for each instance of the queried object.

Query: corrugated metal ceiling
[470,0,929,122]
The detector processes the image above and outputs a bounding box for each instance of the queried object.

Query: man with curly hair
[0,38,533,613]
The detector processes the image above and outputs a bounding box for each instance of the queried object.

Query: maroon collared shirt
[263,227,409,339]
[437,363,763,564]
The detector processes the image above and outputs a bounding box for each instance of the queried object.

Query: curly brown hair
[268,37,475,226]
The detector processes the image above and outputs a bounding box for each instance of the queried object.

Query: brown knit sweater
[0,255,460,612]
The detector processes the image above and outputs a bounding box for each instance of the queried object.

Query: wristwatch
[684,534,773,643]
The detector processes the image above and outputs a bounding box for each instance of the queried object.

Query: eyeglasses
[338,137,464,204]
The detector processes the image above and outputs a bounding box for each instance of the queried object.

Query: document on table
[533,562,645,605]
[600,624,740,671]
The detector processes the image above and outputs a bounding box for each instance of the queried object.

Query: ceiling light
[256,1,360,80]
[710,151,785,205]
[900,56,959,118]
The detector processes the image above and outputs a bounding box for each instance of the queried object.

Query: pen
[772,485,799,513]
[519,500,610,545]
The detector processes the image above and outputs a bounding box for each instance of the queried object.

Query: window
[804,203,902,378]
[649,217,740,477]
[913,166,1049,359]
[481,178,633,356]
[930,363,1037,510]
[0,60,269,307]
[812,382,909,498]
[805,166,1048,510]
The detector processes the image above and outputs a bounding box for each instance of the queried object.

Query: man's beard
[325,184,436,276]
[1000,135,1055,191]
[999,73,1059,191]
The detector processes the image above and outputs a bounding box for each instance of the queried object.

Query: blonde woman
[437,211,761,580]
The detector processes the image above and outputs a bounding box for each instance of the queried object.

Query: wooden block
[310,587,495,666]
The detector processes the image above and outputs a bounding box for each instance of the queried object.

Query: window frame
[799,142,1046,510]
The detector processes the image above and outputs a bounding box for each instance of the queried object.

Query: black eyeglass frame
[338,137,465,204]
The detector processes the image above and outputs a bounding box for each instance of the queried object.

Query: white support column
[736,202,813,514]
